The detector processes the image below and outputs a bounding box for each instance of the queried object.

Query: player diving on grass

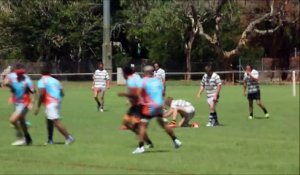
[34,64,74,145]
[4,67,33,146]
[131,65,182,154]
[196,64,222,127]
[164,97,198,128]
[243,64,269,119]
[92,62,110,112]
[118,65,154,148]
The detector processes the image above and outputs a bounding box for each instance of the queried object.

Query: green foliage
[0,0,103,62]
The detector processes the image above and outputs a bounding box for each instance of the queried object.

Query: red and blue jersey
[37,76,62,106]
[126,73,142,105]
[7,72,34,105]
[141,77,164,116]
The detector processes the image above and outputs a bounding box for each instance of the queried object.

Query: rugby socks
[138,142,144,148]
[262,108,268,114]
[250,112,253,117]
[47,119,54,142]
[94,97,101,107]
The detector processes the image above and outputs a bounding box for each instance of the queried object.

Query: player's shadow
[254,116,269,120]
[144,150,170,153]
[32,141,66,147]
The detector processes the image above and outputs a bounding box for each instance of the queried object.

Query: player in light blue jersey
[4,68,33,146]
[34,64,74,145]
[118,65,154,149]
[131,65,182,154]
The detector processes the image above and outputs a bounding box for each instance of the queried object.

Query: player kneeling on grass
[118,65,154,148]
[164,97,198,128]
[4,68,33,146]
[34,64,74,145]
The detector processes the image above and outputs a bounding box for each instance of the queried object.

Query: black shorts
[127,105,142,117]
[247,91,261,101]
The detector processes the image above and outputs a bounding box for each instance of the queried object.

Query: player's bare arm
[214,84,222,101]
[243,80,247,96]
[196,85,204,99]
[34,89,45,115]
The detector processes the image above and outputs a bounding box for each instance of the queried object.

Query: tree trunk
[185,33,195,80]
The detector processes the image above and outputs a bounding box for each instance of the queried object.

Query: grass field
[0,82,299,174]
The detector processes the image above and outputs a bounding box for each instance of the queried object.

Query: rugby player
[164,97,196,128]
[34,64,74,145]
[132,65,182,154]
[196,64,222,127]
[4,68,33,146]
[243,64,269,119]
[118,65,154,148]
[92,62,110,112]
[154,63,166,96]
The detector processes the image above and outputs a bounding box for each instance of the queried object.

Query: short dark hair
[123,65,135,76]
[246,64,253,69]
[204,63,213,72]
[14,63,24,70]
[40,63,51,75]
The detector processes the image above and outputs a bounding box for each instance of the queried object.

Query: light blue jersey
[141,77,164,116]
[37,76,62,105]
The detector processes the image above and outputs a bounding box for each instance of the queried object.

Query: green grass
[0,82,299,174]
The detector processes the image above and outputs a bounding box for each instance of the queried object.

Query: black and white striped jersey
[93,69,109,88]
[201,72,222,98]
[244,69,259,94]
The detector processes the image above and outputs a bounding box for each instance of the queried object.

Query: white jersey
[201,72,222,98]
[170,99,195,113]
[93,69,109,88]
[244,69,259,94]
[154,68,165,82]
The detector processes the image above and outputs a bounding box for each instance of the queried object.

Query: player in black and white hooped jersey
[243,64,269,119]
[92,62,110,112]
[196,64,222,127]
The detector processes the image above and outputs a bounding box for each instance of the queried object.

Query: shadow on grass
[144,150,170,153]
[254,116,270,120]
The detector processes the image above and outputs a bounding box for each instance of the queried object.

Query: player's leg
[47,103,74,145]
[9,105,26,145]
[99,89,106,112]
[132,120,147,154]
[255,91,269,117]
[18,109,32,145]
[156,117,182,148]
[248,99,254,119]
[46,119,54,144]
[93,88,101,111]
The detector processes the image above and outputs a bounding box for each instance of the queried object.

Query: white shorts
[183,106,195,113]
[14,103,28,116]
[93,86,106,94]
[207,96,219,106]
[45,103,61,120]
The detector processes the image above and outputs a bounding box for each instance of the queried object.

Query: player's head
[13,63,24,71]
[245,64,252,72]
[15,69,25,82]
[122,65,135,79]
[165,97,173,106]
[205,64,213,76]
[40,63,51,75]
[98,62,104,70]
[143,65,154,77]
[154,63,160,71]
